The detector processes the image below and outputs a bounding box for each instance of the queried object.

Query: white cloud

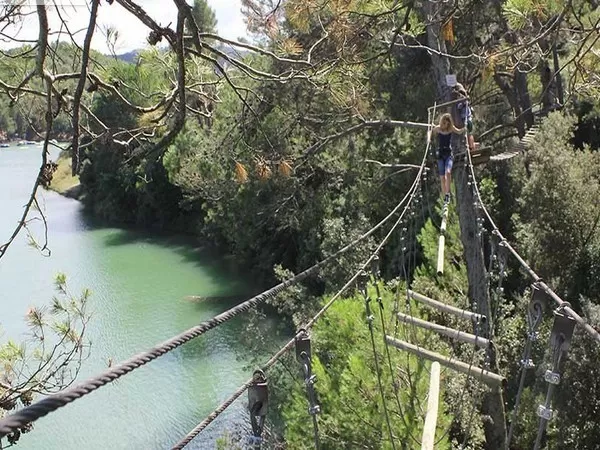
[0,0,247,54]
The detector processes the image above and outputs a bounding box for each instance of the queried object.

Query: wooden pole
[396,312,489,349]
[408,290,486,323]
[385,336,504,388]
[421,362,441,450]
[436,204,449,275]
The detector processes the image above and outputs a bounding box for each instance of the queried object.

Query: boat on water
[0,143,9,148]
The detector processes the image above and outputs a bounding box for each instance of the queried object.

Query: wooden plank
[436,205,449,275]
[436,234,445,275]
[385,336,505,387]
[472,154,491,165]
[408,290,486,323]
[396,312,490,348]
[421,362,441,450]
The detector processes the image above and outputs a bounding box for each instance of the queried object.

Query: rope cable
[361,287,397,450]
[465,148,600,343]
[171,145,431,449]
[0,148,429,440]
[372,270,422,446]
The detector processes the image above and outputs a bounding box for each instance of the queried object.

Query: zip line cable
[361,282,397,450]
[464,148,600,343]
[371,264,422,447]
[0,145,430,440]
[171,146,431,449]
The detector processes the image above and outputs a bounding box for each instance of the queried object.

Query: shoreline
[48,155,82,200]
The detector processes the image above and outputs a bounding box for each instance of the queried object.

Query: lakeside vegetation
[1,0,600,448]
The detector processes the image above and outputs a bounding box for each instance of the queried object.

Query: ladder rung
[396,312,489,348]
[407,290,486,323]
[385,336,504,388]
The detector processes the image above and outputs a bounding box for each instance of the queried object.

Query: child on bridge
[431,113,465,203]
[454,83,475,152]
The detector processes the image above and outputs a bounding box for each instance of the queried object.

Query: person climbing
[431,113,465,203]
[453,83,476,152]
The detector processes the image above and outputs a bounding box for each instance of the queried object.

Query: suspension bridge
[0,101,597,450]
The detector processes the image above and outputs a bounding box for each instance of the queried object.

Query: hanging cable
[171,153,429,449]
[533,308,576,450]
[0,144,432,441]
[295,330,320,450]
[371,255,422,446]
[358,271,397,450]
[506,285,544,447]
[465,146,600,343]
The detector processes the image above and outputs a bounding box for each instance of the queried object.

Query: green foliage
[190,0,217,34]
[503,0,564,30]
[280,284,451,449]
[513,112,600,301]
[0,274,91,436]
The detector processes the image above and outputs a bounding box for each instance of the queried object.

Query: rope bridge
[0,103,597,449]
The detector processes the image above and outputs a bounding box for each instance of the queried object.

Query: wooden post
[385,336,504,388]
[408,290,486,323]
[436,234,445,275]
[421,362,441,450]
[396,312,489,349]
[436,204,449,275]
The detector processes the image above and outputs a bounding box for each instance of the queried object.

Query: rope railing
[465,148,600,343]
[0,141,431,442]
[170,127,433,449]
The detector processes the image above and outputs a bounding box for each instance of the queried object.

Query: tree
[190,0,217,34]
[281,285,452,449]
[0,274,91,445]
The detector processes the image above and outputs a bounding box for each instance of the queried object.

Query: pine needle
[278,160,293,177]
[235,161,248,183]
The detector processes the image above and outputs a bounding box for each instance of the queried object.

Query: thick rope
[171,138,431,449]
[465,150,600,343]
[0,160,425,439]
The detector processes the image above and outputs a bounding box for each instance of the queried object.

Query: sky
[0,0,248,54]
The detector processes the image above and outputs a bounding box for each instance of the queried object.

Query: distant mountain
[114,50,141,63]
[110,44,249,66]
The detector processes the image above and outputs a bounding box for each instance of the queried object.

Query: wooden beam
[421,362,441,450]
[436,204,449,275]
[396,312,490,348]
[385,336,505,388]
[408,290,486,323]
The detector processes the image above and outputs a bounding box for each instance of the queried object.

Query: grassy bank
[49,156,80,197]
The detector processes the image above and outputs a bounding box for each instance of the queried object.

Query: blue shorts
[437,155,453,176]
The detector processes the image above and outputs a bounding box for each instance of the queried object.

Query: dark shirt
[438,132,452,158]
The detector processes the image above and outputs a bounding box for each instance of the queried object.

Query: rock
[63,183,83,200]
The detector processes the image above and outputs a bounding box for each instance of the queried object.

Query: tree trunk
[423,0,451,102]
[494,73,525,138]
[424,2,507,448]
[552,43,564,106]
[452,132,507,449]
[514,69,534,129]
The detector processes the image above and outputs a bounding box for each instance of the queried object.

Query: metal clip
[537,405,553,421]
[550,310,576,355]
[295,329,311,363]
[370,255,380,279]
[248,370,268,417]
[357,270,369,297]
[521,358,535,369]
[248,370,268,443]
[305,373,321,416]
[544,370,560,385]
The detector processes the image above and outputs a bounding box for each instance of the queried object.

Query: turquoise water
[0,145,266,449]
